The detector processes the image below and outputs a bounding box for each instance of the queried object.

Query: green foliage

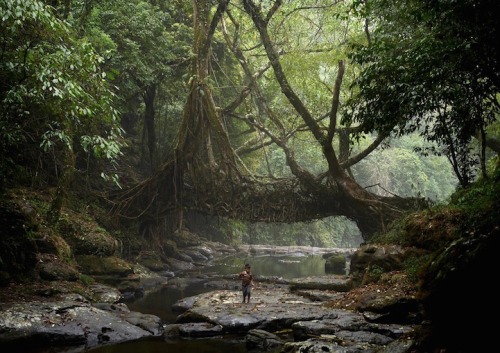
[366,264,385,282]
[228,1,460,208]
[403,253,432,283]
[370,167,499,255]
[370,205,463,251]
[449,169,500,228]
[0,0,123,187]
[219,218,248,245]
[79,274,95,285]
[244,216,362,248]
[351,134,457,201]
[369,211,418,247]
[3,0,494,251]
[84,0,192,164]
[89,0,176,79]
[344,0,500,186]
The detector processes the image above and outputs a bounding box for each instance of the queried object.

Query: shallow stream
[87,251,345,353]
[127,252,330,322]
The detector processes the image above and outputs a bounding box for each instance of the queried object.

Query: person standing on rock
[239,263,254,303]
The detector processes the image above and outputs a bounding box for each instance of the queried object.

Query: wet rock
[161,270,176,278]
[163,324,181,339]
[289,275,352,292]
[245,329,283,351]
[324,253,347,275]
[93,302,130,313]
[360,297,424,324]
[165,258,196,272]
[282,335,415,353]
[203,241,238,257]
[0,300,161,351]
[171,294,199,313]
[281,337,371,353]
[349,245,410,286]
[335,329,394,346]
[293,289,346,302]
[179,322,223,337]
[375,339,415,353]
[174,289,342,334]
[291,314,413,342]
[0,242,423,352]
[166,284,417,352]
[136,251,170,271]
[88,283,122,303]
[119,285,145,302]
[291,311,364,340]
[124,310,163,335]
[182,248,209,262]
[236,245,356,257]
[196,246,214,259]
[163,322,223,339]
[175,252,193,262]
[75,255,134,277]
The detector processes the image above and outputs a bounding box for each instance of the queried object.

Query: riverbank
[0,243,423,353]
[0,274,421,353]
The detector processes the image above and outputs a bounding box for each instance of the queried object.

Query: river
[86,251,346,353]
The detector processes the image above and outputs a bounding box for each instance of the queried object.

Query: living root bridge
[109,158,425,241]
[110,159,347,225]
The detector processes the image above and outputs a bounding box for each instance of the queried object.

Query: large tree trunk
[112,0,424,242]
[143,83,157,171]
[242,0,418,240]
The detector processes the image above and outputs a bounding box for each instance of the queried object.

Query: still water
[127,253,329,322]
[88,252,333,353]
[203,253,329,279]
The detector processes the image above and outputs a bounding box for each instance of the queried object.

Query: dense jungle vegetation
[0,0,498,273]
[1,2,499,352]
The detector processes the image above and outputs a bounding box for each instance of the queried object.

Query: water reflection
[127,279,209,322]
[206,253,327,279]
[125,254,329,323]
[79,253,335,353]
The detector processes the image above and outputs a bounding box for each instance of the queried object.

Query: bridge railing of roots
[109,155,348,227]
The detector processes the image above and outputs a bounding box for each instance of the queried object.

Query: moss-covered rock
[75,255,134,276]
[136,251,170,271]
[58,218,118,256]
[174,228,202,247]
[324,253,346,275]
[36,254,80,281]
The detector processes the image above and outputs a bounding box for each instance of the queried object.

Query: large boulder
[245,329,283,351]
[350,244,415,286]
[323,253,347,275]
[75,255,134,277]
[36,254,80,281]
[0,300,161,351]
[59,218,118,256]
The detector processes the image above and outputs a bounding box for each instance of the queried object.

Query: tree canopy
[1,0,498,242]
[345,0,500,186]
[0,0,124,221]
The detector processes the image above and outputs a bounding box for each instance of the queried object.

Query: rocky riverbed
[0,243,424,353]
